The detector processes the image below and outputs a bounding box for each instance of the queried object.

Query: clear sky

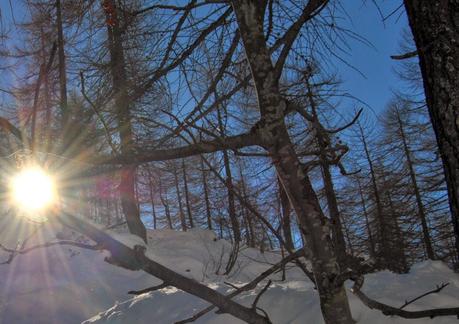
[334,1,409,115]
[0,1,409,116]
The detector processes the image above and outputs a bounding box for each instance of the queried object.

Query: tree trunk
[404,0,459,257]
[357,178,376,258]
[173,167,187,231]
[306,81,347,264]
[56,0,69,151]
[396,110,435,259]
[232,1,355,322]
[182,160,194,228]
[216,102,240,243]
[241,168,256,247]
[359,124,389,265]
[200,157,213,230]
[278,178,294,250]
[148,173,157,229]
[105,0,146,242]
[158,176,173,229]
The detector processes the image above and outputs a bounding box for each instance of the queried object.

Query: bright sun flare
[10,167,56,212]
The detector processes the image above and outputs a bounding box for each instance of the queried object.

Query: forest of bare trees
[0,1,457,323]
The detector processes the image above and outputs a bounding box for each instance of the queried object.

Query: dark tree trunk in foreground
[105,0,146,242]
[404,0,459,257]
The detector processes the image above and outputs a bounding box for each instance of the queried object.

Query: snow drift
[0,224,458,324]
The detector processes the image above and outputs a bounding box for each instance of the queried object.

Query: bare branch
[100,131,260,164]
[326,108,363,134]
[56,211,271,324]
[0,240,101,265]
[252,280,272,310]
[391,49,418,60]
[274,0,329,79]
[351,276,459,319]
[176,249,304,324]
[128,282,169,295]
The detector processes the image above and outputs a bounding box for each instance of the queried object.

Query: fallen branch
[351,275,459,319]
[252,280,272,310]
[175,249,304,324]
[56,211,271,324]
[0,240,101,265]
[399,283,449,310]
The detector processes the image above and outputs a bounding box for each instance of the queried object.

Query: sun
[10,167,57,212]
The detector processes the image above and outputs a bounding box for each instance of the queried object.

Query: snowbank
[0,225,458,323]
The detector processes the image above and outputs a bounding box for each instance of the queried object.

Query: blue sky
[335,1,409,115]
[0,1,409,116]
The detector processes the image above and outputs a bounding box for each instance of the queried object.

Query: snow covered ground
[0,222,458,324]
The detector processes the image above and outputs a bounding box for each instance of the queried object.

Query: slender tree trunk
[357,178,376,258]
[56,0,68,117]
[386,191,408,273]
[216,102,240,242]
[359,124,389,265]
[200,157,213,230]
[105,0,146,242]
[306,82,347,263]
[241,168,256,247]
[40,28,52,150]
[404,0,459,257]
[278,178,294,250]
[148,173,157,229]
[158,176,173,229]
[396,110,435,259]
[182,160,194,228]
[173,167,187,231]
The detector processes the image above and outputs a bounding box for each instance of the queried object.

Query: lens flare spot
[10,167,56,212]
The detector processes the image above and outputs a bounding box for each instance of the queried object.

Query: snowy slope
[0,223,458,324]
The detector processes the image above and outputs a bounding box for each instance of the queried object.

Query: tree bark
[232,2,355,322]
[404,0,459,257]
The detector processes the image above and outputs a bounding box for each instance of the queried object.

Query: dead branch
[80,71,119,154]
[399,283,450,310]
[0,240,101,265]
[128,282,169,295]
[391,49,418,60]
[326,109,363,134]
[252,280,272,310]
[100,131,260,164]
[56,211,271,324]
[351,275,459,319]
[176,249,304,324]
